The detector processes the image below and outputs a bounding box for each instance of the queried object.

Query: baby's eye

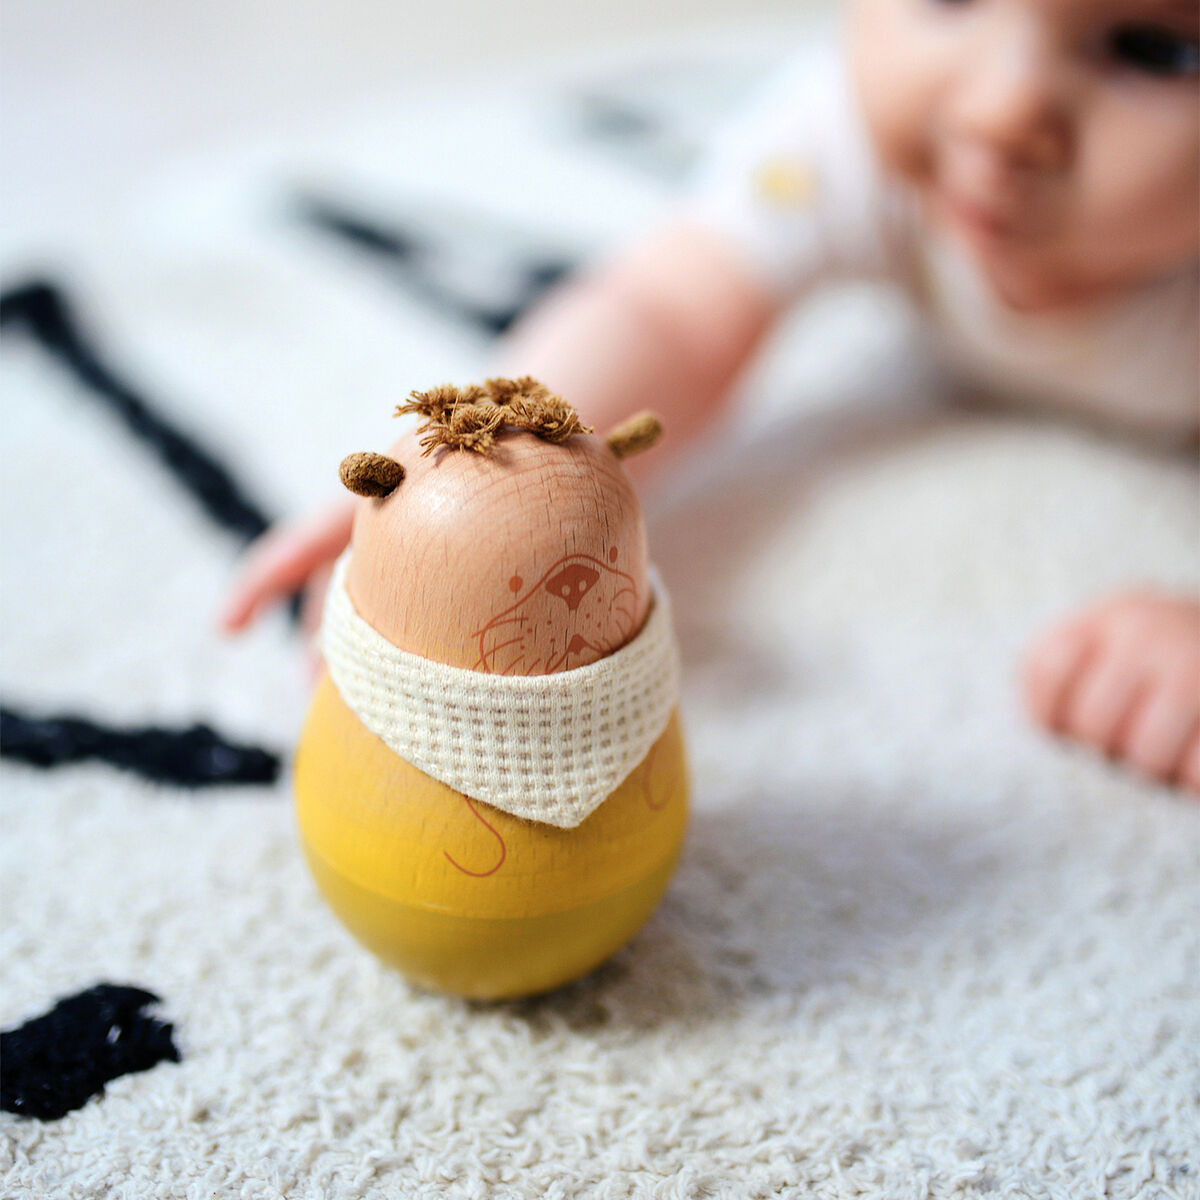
[1108,25,1200,76]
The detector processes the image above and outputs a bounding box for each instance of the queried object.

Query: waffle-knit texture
[320,554,681,827]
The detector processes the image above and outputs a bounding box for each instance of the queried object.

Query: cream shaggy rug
[2,43,1198,1200]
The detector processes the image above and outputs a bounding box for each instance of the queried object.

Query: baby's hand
[1023,591,1200,795]
[219,501,356,641]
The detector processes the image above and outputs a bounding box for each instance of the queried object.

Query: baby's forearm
[490,223,778,467]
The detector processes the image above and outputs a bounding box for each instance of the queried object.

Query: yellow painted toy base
[303,848,680,1000]
[294,674,689,1000]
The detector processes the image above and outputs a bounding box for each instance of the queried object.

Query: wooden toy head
[338,379,663,674]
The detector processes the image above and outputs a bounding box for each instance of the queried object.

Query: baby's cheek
[847,0,937,185]
[1079,95,1200,267]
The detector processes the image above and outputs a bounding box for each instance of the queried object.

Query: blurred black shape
[0,706,280,787]
[1,278,303,623]
[1,984,180,1121]
[0,280,271,543]
[294,192,574,336]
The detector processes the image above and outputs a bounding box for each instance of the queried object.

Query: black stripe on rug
[0,279,271,544]
[0,706,280,788]
[294,192,573,336]
[0,277,303,624]
[1,984,181,1121]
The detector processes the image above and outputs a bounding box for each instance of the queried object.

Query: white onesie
[682,41,1200,440]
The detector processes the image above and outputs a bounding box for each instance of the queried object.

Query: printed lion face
[473,552,639,674]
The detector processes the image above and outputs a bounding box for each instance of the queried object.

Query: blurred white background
[1,0,816,242]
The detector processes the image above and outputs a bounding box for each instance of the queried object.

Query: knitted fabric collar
[320,553,681,828]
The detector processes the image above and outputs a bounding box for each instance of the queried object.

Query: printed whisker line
[469,614,528,638]
[480,634,528,654]
[444,798,507,877]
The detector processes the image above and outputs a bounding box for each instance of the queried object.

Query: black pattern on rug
[0,278,295,787]
[0,706,281,787]
[1,985,180,1121]
[0,279,272,543]
[294,193,573,336]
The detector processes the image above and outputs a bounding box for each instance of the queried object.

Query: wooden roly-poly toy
[293,378,688,999]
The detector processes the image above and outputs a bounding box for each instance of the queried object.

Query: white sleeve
[676,40,904,302]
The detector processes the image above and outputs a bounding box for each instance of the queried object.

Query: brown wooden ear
[604,411,663,460]
[339,452,405,497]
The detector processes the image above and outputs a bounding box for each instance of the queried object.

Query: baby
[222,0,1200,793]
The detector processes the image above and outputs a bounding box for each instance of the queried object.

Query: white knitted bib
[320,554,681,828]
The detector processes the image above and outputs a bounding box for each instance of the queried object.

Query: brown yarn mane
[395,377,593,456]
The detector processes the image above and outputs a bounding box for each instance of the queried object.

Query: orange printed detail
[472,553,638,675]
[639,742,668,810]
[444,797,508,877]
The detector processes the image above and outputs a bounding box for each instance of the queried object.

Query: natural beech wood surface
[346,427,650,673]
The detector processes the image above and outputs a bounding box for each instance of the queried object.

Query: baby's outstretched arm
[489,222,778,456]
[219,220,779,634]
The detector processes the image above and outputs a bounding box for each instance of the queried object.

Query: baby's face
[849,0,1199,309]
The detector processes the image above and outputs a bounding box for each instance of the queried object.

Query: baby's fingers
[219,502,355,633]
[1179,732,1200,797]
[300,563,335,642]
[299,562,337,679]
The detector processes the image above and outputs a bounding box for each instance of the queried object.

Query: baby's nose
[951,35,1072,171]
[544,563,599,612]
